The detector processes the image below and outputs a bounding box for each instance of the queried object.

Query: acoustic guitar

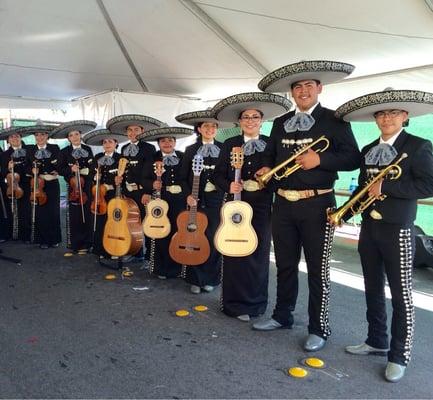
[103,158,143,257]
[142,161,171,239]
[214,147,258,257]
[169,154,210,266]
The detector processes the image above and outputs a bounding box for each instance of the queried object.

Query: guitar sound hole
[151,207,162,218]
[231,213,242,224]
[187,223,197,232]
[113,208,122,222]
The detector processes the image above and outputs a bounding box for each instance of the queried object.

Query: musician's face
[8,134,21,148]
[34,132,48,146]
[126,125,144,142]
[68,130,81,146]
[291,80,322,112]
[374,109,408,140]
[238,109,263,137]
[198,122,218,142]
[103,139,117,153]
[158,137,176,154]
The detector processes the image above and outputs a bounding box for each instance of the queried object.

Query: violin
[6,161,24,200]
[69,164,88,205]
[91,166,107,215]
[30,162,47,206]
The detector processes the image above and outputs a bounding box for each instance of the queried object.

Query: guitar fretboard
[234,168,242,201]
[188,175,200,225]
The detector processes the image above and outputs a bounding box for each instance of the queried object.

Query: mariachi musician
[25,124,62,249]
[177,109,226,294]
[0,144,10,242]
[253,60,360,353]
[212,92,292,322]
[1,127,31,242]
[333,89,433,382]
[139,126,193,279]
[56,120,97,255]
[82,128,126,260]
[106,114,164,262]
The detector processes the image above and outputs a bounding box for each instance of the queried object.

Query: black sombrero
[0,126,33,141]
[50,120,97,139]
[82,128,128,146]
[258,60,355,93]
[175,109,235,129]
[106,114,167,134]
[335,89,433,122]
[212,92,293,123]
[138,127,194,142]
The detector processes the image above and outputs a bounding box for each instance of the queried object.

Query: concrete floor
[0,238,432,399]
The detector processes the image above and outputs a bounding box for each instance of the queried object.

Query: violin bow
[93,166,100,232]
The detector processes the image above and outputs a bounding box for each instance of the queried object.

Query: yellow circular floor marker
[105,274,116,280]
[288,367,308,378]
[122,270,134,277]
[194,305,208,312]
[175,309,190,317]
[63,252,73,257]
[305,357,325,369]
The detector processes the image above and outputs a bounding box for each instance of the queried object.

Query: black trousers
[359,219,415,366]
[271,193,335,338]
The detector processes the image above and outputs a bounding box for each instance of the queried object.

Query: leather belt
[166,185,182,194]
[277,188,333,202]
[243,180,260,192]
[40,174,58,181]
[204,182,217,192]
[79,168,89,176]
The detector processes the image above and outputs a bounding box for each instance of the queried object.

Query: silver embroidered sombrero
[335,89,433,122]
[82,128,128,146]
[0,126,34,140]
[175,109,235,129]
[50,120,97,139]
[212,92,293,123]
[138,127,194,142]
[258,60,355,93]
[16,124,58,136]
[106,114,167,134]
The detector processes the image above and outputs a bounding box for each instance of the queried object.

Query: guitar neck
[234,168,242,201]
[188,175,200,224]
[154,175,162,199]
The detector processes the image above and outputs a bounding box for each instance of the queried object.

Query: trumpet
[327,153,408,226]
[256,135,329,189]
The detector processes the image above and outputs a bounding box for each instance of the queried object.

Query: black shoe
[51,243,60,248]
[252,318,292,331]
[39,244,49,249]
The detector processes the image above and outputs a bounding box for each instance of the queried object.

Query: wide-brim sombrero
[212,92,293,123]
[82,128,128,146]
[106,114,167,134]
[50,120,97,139]
[0,126,34,141]
[258,60,355,93]
[175,110,235,129]
[335,89,433,122]
[15,124,58,137]
[138,126,194,142]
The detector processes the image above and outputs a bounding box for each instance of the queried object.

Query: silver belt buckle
[370,209,383,220]
[285,190,300,202]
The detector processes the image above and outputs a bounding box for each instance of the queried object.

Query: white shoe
[385,362,406,382]
[202,285,215,292]
[190,285,200,294]
[345,342,389,356]
[157,275,167,280]
[237,314,250,322]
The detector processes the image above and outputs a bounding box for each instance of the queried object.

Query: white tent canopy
[1,0,433,116]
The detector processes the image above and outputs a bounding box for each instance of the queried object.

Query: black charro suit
[263,103,360,338]
[344,130,433,366]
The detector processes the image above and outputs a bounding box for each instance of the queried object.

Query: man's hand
[255,167,271,178]
[230,181,243,194]
[114,175,123,186]
[368,180,383,199]
[153,180,162,190]
[187,195,197,207]
[71,164,79,173]
[295,148,320,170]
[141,194,151,205]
